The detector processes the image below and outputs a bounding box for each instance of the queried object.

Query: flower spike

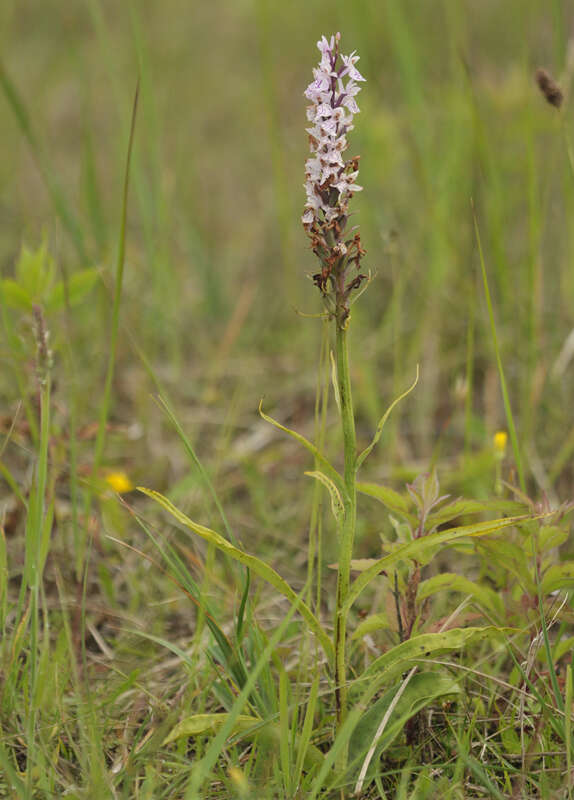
[302,33,367,327]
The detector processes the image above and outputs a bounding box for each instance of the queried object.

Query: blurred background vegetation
[1,0,574,583]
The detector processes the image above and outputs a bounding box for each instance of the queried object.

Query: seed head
[535,68,563,109]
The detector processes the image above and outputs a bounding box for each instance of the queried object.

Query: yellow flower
[493,431,508,455]
[105,471,134,494]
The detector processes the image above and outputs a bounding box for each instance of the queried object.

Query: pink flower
[302,33,365,229]
[302,33,368,324]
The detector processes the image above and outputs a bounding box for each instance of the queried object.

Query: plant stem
[333,323,357,733]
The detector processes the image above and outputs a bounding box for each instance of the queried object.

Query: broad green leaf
[363,626,513,681]
[0,279,33,311]
[46,267,99,312]
[352,612,389,640]
[139,487,333,661]
[259,401,346,501]
[163,713,260,745]
[349,672,460,780]
[417,573,504,618]
[541,563,574,593]
[305,470,345,523]
[356,366,419,471]
[344,513,542,613]
[357,481,415,523]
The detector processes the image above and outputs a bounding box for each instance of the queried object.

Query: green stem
[333,323,357,733]
[26,371,51,797]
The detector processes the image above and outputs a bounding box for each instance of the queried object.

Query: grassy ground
[1,0,574,797]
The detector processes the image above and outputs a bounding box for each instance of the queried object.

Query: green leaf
[259,401,346,501]
[363,626,513,682]
[357,481,415,522]
[344,513,542,613]
[554,636,574,663]
[417,573,504,618]
[541,563,574,593]
[0,279,33,311]
[477,536,537,594]
[426,498,488,528]
[46,267,99,312]
[500,724,522,755]
[356,366,419,472]
[305,470,345,523]
[352,612,389,640]
[537,525,570,553]
[15,242,55,298]
[163,713,261,745]
[165,713,324,772]
[349,672,461,779]
[138,487,333,661]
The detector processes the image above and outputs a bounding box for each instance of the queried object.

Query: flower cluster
[302,33,367,324]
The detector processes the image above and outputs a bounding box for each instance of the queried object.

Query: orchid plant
[301,32,369,731]
[138,32,563,792]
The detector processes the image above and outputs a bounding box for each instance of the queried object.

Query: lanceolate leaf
[163,713,325,769]
[363,626,513,682]
[344,513,544,613]
[138,487,333,661]
[163,713,260,745]
[425,498,487,528]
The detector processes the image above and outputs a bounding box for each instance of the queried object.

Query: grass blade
[472,203,526,492]
[91,80,139,485]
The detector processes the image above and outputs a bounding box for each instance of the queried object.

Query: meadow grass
[1,1,574,797]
